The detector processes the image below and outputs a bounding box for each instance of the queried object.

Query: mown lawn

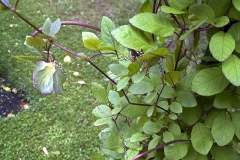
[0,0,140,159]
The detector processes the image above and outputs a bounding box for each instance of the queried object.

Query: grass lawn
[0,0,140,159]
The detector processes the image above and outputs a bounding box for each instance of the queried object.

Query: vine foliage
[1,0,240,159]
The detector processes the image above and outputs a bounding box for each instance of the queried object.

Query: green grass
[0,0,140,159]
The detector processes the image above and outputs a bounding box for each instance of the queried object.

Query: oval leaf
[222,55,240,86]
[33,61,55,94]
[191,67,230,96]
[189,4,215,24]
[26,37,45,47]
[101,16,115,47]
[211,111,235,146]
[53,66,66,94]
[111,25,157,52]
[129,13,175,37]
[129,81,153,94]
[161,5,186,14]
[233,0,240,11]
[191,123,213,155]
[209,31,235,61]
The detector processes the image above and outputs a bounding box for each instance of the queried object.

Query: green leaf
[213,90,234,108]
[32,61,55,94]
[168,0,195,10]
[26,37,45,47]
[228,22,240,53]
[126,149,139,160]
[128,62,142,76]
[183,144,208,160]
[191,67,230,96]
[104,133,124,153]
[109,63,128,76]
[83,38,101,50]
[158,84,175,98]
[42,18,61,36]
[148,135,161,150]
[165,55,175,72]
[82,32,100,50]
[15,56,42,61]
[138,0,152,13]
[191,123,213,155]
[189,4,215,24]
[231,112,240,140]
[161,5,186,14]
[182,105,202,126]
[131,73,145,83]
[129,81,153,94]
[144,92,157,103]
[170,102,182,114]
[143,121,161,134]
[94,117,111,126]
[114,40,130,57]
[92,105,112,118]
[204,110,220,128]
[233,0,240,11]
[116,77,130,91]
[211,111,235,146]
[208,0,231,17]
[50,18,61,36]
[209,31,235,61]
[111,25,157,53]
[138,48,170,60]
[164,71,180,86]
[163,131,174,142]
[101,16,115,47]
[42,18,51,36]
[130,133,149,142]
[176,91,197,107]
[214,16,229,28]
[164,133,189,160]
[91,82,108,103]
[108,90,122,107]
[177,71,198,92]
[129,13,175,37]
[146,106,155,117]
[222,55,240,86]
[121,103,148,119]
[157,101,170,112]
[210,146,238,160]
[53,66,66,94]
[169,123,181,138]
[82,32,98,40]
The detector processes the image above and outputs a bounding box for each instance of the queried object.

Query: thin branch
[11,9,42,32]
[32,21,100,37]
[224,3,233,16]
[88,52,116,60]
[43,51,55,62]
[163,0,184,29]
[153,0,157,13]
[14,0,20,9]
[133,139,191,160]
[52,41,116,85]
[156,0,162,12]
[174,40,184,71]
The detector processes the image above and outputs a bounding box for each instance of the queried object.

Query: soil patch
[0,78,25,118]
